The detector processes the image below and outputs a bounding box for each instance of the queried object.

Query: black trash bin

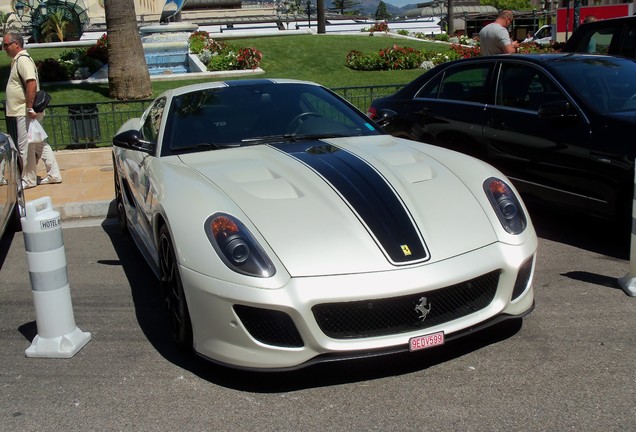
[68,104,100,147]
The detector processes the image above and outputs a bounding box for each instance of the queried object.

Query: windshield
[550,56,636,114]
[161,82,381,156]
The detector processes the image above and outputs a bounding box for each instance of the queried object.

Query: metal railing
[1,84,404,150]
[332,84,404,112]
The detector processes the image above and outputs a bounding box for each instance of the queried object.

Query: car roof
[562,15,636,56]
[427,52,636,69]
[160,78,320,99]
[573,14,636,28]
[473,52,627,62]
[394,52,636,97]
[423,52,633,72]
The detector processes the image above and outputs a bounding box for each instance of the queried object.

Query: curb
[56,199,117,221]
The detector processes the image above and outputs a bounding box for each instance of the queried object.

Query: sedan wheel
[9,172,25,232]
[159,225,193,351]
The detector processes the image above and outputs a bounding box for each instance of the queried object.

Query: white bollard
[619,167,636,297]
[21,196,91,358]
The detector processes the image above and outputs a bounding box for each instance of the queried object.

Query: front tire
[159,224,193,351]
[9,181,24,232]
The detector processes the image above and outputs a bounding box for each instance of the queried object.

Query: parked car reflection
[0,132,24,239]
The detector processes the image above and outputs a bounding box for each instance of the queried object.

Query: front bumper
[182,240,536,370]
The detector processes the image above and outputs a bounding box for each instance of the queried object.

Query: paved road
[0,213,634,431]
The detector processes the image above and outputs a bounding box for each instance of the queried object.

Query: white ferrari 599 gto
[112,79,537,370]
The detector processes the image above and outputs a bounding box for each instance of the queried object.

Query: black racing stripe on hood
[271,142,428,264]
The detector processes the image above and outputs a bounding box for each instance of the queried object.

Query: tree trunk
[317,0,326,34]
[447,0,454,36]
[104,0,152,100]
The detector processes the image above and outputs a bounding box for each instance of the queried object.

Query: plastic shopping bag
[28,119,48,143]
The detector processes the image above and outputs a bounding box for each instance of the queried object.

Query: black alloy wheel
[159,224,193,351]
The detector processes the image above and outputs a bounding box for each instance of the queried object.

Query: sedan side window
[415,64,490,103]
[621,26,636,58]
[574,26,616,54]
[141,97,166,145]
[497,64,567,111]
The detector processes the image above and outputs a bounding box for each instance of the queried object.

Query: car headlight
[205,213,276,277]
[484,178,527,235]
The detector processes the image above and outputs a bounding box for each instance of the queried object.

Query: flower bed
[345,38,562,71]
[38,34,108,82]
[346,44,456,71]
[36,32,263,82]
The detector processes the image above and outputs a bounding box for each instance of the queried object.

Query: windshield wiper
[242,134,297,145]
[242,133,349,145]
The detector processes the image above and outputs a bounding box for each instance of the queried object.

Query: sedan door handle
[486,119,506,129]
[591,153,614,165]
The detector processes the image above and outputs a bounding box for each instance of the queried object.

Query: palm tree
[104,0,152,100]
[0,11,20,36]
[42,10,68,42]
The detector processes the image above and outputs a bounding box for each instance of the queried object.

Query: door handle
[486,119,506,129]
[591,153,613,164]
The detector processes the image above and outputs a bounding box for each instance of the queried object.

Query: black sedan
[368,53,636,225]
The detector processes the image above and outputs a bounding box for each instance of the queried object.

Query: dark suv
[563,15,636,58]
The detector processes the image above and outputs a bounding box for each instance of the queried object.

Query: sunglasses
[3,41,16,48]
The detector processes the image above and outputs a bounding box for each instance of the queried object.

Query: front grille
[233,305,304,348]
[312,270,501,339]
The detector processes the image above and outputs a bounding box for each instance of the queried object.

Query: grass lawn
[0,33,449,104]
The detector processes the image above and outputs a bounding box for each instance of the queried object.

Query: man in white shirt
[4,32,61,188]
[479,10,520,56]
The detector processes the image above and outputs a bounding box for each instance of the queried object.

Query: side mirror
[538,101,578,121]
[112,129,156,154]
[374,108,398,128]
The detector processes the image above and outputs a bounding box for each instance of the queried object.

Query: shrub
[86,34,108,63]
[397,29,409,36]
[369,21,389,33]
[189,31,262,71]
[58,47,104,79]
[36,35,107,82]
[449,43,480,58]
[208,52,234,71]
[206,39,227,54]
[188,31,210,54]
[345,50,380,71]
[449,35,476,46]
[378,45,426,70]
[428,51,458,65]
[37,58,71,82]
[346,44,427,71]
[345,45,426,71]
[237,47,263,69]
[198,48,213,65]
